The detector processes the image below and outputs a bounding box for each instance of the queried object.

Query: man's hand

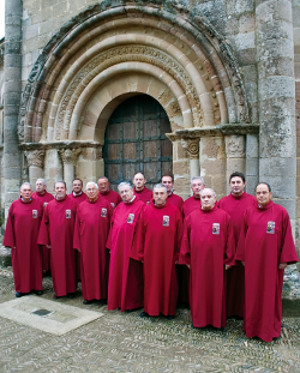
[225,265,232,270]
[278,263,287,270]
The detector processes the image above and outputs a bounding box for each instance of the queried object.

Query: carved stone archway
[19,2,256,194]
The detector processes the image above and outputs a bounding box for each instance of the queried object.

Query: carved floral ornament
[180,139,200,159]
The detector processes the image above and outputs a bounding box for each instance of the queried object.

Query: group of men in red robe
[3,171,298,342]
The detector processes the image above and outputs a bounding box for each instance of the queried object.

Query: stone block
[239,14,255,33]
[259,157,296,197]
[173,160,189,175]
[258,76,295,100]
[246,134,258,157]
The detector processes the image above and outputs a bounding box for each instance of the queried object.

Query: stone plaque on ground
[0,296,103,335]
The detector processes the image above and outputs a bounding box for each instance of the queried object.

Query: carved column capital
[181,138,199,159]
[59,148,81,164]
[24,149,45,168]
[225,135,245,158]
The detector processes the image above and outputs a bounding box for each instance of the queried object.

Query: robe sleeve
[279,209,298,264]
[179,217,191,265]
[130,209,145,262]
[224,215,236,266]
[235,210,247,262]
[73,212,81,251]
[106,212,115,250]
[37,205,50,245]
[174,209,184,263]
[3,205,15,248]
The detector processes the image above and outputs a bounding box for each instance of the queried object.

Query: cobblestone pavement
[0,267,300,373]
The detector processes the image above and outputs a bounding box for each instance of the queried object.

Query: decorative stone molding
[20,141,103,152]
[24,149,45,168]
[166,123,259,142]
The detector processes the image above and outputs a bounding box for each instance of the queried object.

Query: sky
[0,0,4,39]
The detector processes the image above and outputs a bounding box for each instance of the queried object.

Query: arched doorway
[103,95,172,190]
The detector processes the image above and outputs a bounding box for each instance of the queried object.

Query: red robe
[100,190,122,209]
[183,196,201,218]
[167,193,184,213]
[133,201,183,316]
[32,191,54,272]
[180,206,235,328]
[133,187,153,204]
[218,192,256,318]
[68,192,87,206]
[38,196,77,297]
[68,192,87,280]
[167,193,186,305]
[106,197,145,311]
[73,197,113,301]
[3,198,43,293]
[236,201,298,342]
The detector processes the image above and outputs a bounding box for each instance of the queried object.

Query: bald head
[133,172,146,191]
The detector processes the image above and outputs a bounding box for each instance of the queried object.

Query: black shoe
[15,292,22,297]
[34,290,43,296]
[67,292,76,299]
[140,311,149,318]
[165,315,175,320]
[83,299,93,305]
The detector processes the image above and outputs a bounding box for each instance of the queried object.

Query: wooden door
[103,95,172,190]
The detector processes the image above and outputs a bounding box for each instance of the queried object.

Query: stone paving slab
[0,295,103,335]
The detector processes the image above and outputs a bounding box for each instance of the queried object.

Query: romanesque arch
[20,2,257,196]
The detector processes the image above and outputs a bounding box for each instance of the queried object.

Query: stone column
[77,146,102,185]
[224,135,245,194]
[256,0,296,218]
[3,0,22,208]
[44,149,63,192]
[180,138,200,178]
[24,150,45,186]
[245,134,259,196]
[59,149,79,192]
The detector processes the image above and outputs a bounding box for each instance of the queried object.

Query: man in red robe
[236,182,298,342]
[183,176,205,217]
[73,182,113,304]
[133,184,183,318]
[38,181,77,298]
[68,178,87,206]
[132,172,153,204]
[107,181,145,311]
[4,182,43,297]
[178,176,205,307]
[218,172,256,319]
[32,178,54,207]
[180,188,235,329]
[32,178,54,273]
[162,175,185,306]
[161,175,184,212]
[97,176,122,209]
[68,178,87,280]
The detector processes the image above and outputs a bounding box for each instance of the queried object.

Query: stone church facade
[0,0,300,267]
